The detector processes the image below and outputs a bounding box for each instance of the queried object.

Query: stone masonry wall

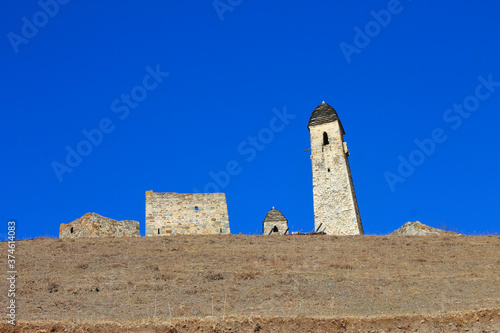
[145,191,230,236]
[59,213,140,238]
[310,121,363,235]
[263,220,288,235]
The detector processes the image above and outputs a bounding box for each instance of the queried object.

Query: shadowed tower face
[308,102,363,235]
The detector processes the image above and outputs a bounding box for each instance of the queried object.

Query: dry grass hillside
[2,234,500,332]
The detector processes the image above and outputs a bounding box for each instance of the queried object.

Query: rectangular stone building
[145,191,230,236]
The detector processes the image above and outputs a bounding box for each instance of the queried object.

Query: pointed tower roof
[307,101,345,134]
[263,207,287,222]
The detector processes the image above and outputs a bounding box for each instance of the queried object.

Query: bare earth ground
[1,235,499,332]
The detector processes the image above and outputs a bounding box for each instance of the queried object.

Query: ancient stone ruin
[308,102,364,235]
[262,207,288,235]
[391,221,461,236]
[145,191,230,236]
[59,102,368,238]
[59,212,140,238]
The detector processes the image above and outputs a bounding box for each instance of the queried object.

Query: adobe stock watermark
[385,74,499,192]
[213,0,243,21]
[51,64,169,182]
[6,220,16,326]
[339,0,407,64]
[7,0,71,54]
[193,106,295,193]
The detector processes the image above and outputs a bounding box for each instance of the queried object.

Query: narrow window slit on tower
[328,168,330,172]
[220,228,222,233]
[70,227,73,234]
[323,132,329,145]
[158,228,160,235]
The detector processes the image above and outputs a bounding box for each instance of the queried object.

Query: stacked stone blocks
[262,208,288,235]
[309,103,363,235]
[145,191,230,236]
[59,212,140,238]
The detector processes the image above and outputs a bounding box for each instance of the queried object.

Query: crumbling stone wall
[263,208,288,235]
[59,213,140,238]
[145,191,230,236]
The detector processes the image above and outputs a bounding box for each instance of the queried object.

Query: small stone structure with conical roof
[262,207,288,235]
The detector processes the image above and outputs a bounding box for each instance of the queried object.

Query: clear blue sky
[2,1,499,239]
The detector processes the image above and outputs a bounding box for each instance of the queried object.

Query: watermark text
[51,64,169,182]
[385,74,499,192]
[6,221,16,326]
[339,0,405,64]
[194,106,295,193]
[7,0,71,54]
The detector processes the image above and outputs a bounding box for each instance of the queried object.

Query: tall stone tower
[308,102,363,235]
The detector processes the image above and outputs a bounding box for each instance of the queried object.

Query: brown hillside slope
[2,235,500,332]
